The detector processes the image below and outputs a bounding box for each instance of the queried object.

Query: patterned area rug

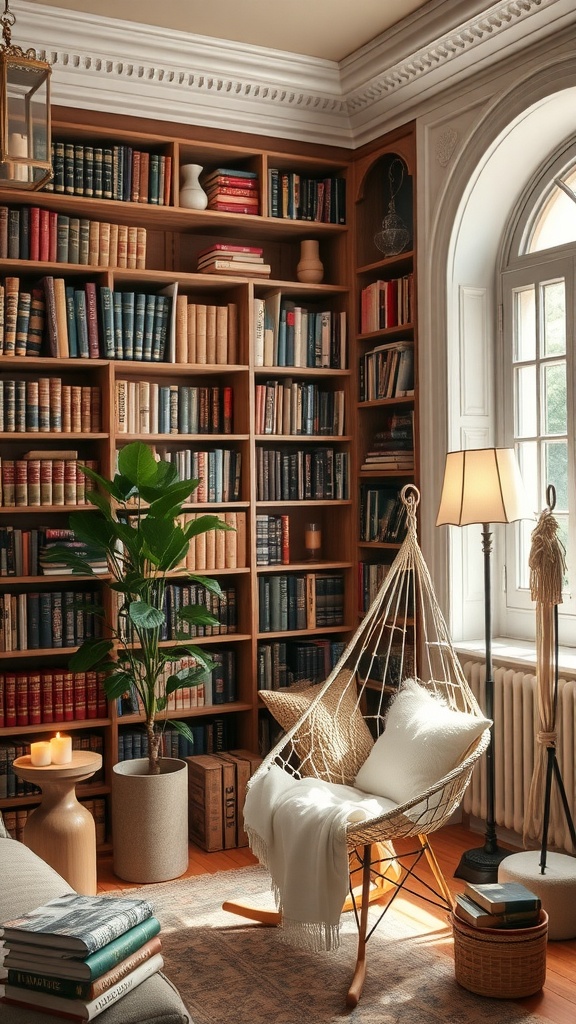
[117,865,547,1024]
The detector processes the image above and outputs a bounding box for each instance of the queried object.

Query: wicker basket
[452,910,548,998]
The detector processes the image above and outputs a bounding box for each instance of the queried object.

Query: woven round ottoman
[452,910,548,998]
[498,851,576,940]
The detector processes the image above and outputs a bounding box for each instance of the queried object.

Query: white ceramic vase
[112,757,189,883]
[180,163,208,210]
[296,239,324,283]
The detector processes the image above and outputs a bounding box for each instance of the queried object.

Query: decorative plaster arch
[419,53,576,637]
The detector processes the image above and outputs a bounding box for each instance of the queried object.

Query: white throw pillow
[354,679,490,815]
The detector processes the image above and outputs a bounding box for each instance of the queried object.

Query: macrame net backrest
[255,485,490,847]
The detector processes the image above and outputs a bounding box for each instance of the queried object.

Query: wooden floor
[97,822,575,1023]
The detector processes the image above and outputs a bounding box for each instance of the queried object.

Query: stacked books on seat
[0,892,163,1020]
[454,881,542,929]
[196,243,271,278]
[202,166,260,215]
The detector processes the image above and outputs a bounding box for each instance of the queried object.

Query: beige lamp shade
[436,448,531,526]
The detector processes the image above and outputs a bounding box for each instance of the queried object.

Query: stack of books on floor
[202,167,260,215]
[196,242,271,278]
[0,892,163,1020]
[454,881,542,929]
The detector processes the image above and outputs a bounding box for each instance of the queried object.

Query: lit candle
[30,741,52,766]
[304,522,322,560]
[50,732,72,764]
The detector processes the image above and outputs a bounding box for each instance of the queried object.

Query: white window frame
[498,175,576,645]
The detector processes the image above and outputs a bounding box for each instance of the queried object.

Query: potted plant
[47,441,228,882]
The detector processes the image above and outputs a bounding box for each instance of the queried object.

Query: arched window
[500,151,576,643]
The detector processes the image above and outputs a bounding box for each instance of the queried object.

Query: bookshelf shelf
[0,104,355,851]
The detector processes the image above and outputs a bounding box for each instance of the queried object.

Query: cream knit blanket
[243,764,396,951]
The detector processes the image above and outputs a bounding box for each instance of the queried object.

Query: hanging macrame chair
[224,486,491,1006]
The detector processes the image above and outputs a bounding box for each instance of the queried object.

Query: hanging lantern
[0,0,52,190]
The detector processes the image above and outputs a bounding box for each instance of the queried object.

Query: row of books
[358,561,390,614]
[46,139,172,204]
[175,511,247,572]
[0,588,101,653]
[118,716,234,761]
[196,242,270,278]
[0,455,98,508]
[118,650,238,714]
[454,882,542,930]
[1,891,165,1020]
[256,515,290,566]
[268,169,346,224]
[0,527,105,579]
[359,340,415,402]
[254,293,346,369]
[187,748,262,851]
[0,378,101,434]
[1,795,106,845]
[0,669,108,729]
[139,446,242,504]
[174,296,239,363]
[0,734,104,798]
[258,572,345,632]
[255,380,345,436]
[359,485,408,544]
[116,583,238,641]
[202,168,260,217]
[359,274,414,334]
[256,445,349,501]
[115,380,234,435]
[0,205,147,268]
[257,638,345,691]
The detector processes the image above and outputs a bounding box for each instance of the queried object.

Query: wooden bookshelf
[0,106,357,850]
[351,124,418,620]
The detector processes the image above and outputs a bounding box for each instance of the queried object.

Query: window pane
[544,440,568,507]
[542,280,565,356]
[528,169,576,252]
[513,287,535,361]
[543,362,567,434]
[515,365,537,437]
[515,441,538,591]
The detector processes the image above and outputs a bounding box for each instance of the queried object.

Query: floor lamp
[436,448,532,883]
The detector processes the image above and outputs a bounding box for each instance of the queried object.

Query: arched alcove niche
[419,57,576,642]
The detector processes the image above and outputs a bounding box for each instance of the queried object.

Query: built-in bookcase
[0,107,356,850]
[351,125,418,635]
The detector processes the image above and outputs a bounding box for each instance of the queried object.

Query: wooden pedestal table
[12,751,102,896]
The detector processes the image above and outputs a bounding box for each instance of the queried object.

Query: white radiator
[462,661,576,854]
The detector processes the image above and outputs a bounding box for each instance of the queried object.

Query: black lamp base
[454,843,511,884]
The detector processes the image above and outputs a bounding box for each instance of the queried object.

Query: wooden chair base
[222,836,452,1009]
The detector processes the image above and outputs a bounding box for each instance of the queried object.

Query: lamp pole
[454,523,509,882]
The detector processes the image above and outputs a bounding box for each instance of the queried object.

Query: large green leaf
[188,575,224,597]
[169,718,196,746]
[177,605,220,627]
[117,442,160,487]
[68,638,114,671]
[128,601,165,630]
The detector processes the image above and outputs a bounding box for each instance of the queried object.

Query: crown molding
[14,0,576,149]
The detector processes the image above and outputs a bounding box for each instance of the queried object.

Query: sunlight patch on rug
[114,865,548,1024]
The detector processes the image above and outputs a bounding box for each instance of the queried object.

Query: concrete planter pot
[112,757,189,883]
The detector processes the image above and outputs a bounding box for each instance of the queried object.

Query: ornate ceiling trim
[15,0,573,148]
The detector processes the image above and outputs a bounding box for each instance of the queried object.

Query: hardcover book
[1,893,154,954]
[454,893,540,930]
[463,881,541,915]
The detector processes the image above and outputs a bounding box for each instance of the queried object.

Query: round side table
[12,751,103,896]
